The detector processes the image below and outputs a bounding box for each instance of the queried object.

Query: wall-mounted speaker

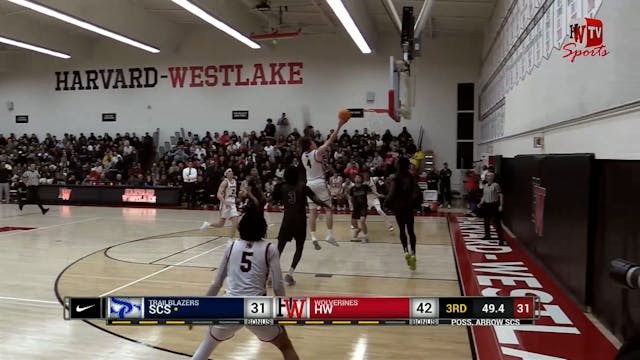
[366,91,375,103]
[7,101,13,111]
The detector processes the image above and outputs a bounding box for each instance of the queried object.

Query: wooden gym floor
[0,205,471,359]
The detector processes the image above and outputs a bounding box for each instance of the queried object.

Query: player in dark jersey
[385,157,421,270]
[271,166,327,286]
[239,176,266,218]
[349,174,372,243]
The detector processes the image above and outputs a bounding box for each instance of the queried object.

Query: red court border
[448,215,617,360]
[0,226,35,232]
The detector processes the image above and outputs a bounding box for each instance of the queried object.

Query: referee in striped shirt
[478,172,503,245]
[19,163,49,214]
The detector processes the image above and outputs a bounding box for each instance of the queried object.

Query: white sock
[311,232,317,241]
[192,331,221,360]
[327,229,333,237]
[352,228,358,238]
[288,267,295,276]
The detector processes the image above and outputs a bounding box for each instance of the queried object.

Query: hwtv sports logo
[563,18,610,62]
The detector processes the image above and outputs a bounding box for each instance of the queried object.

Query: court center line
[0,217,100,238]
[99,241,229,297]
[0,296,59,305]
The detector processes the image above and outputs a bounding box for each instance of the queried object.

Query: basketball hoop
[361,89,400,122]
[350,56,413,123]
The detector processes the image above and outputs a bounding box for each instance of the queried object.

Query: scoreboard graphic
[64,296,540,326]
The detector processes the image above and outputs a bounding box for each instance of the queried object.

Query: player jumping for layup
[298,115,349,249]
[362,170,394,231]
[191,208,299,360]
[200,169,239,239]
[272,166,328,286]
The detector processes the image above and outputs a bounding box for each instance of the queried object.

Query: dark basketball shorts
[351,205,368,219]
[278,221,306,243]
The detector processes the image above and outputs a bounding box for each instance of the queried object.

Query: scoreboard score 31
[64,296,539,326]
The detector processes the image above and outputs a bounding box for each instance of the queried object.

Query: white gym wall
[477,0,640,160]
[0,30,481,177]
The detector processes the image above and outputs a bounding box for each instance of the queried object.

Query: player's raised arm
[316,110,350,157]
[268,245,286,296]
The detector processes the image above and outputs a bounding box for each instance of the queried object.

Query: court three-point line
[99,240,229,297]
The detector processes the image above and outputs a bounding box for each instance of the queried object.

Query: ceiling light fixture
[6,0,160,53]
[326,0,372,54]
[171,0,261,49]
[0,35,70,59]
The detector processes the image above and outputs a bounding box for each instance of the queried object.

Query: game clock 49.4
[481,303,505,314]
[474,298,513,319]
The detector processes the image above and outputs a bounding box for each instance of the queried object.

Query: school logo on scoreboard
[274,297,308,319]
[108,297,143,319]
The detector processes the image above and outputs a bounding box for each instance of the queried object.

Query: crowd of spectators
[0,119,419,208]
[0,131,155,193]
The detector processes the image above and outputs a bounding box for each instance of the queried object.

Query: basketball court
[0,206,471,359]
[0,0,636,359]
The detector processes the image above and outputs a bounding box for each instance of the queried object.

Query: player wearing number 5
[298,111,350,250]
[200,168,239,239]
[191,207,299,360]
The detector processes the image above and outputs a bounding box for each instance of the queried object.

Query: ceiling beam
[6,0,161,53]
[380,0,401,34]
[238,0,279,29]
[308,0,338,29]
[338,0,378,53]
[0,13,91,58]
[414,0,434,35]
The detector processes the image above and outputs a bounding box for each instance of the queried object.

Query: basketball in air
[338,109,351,121]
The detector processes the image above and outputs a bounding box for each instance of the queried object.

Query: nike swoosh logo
[76,304,95,313]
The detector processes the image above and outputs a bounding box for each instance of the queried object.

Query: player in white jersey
[362,170,395,231]
[298,116,349,249]
[191,211,299,360]
[328,171,345,210]
[200,168,239,239]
